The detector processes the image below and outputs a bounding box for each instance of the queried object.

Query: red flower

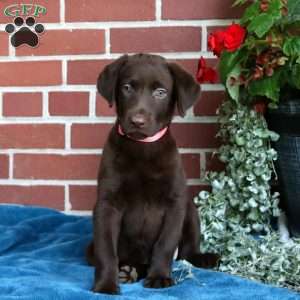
[209,24,246,56]
[208,31,226,57]
[196,57,218,84]
[223,24,246,52]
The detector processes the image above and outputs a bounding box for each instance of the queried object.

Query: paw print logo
[5,17,45,48]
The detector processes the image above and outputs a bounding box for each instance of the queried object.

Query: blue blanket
[0,205,299,300]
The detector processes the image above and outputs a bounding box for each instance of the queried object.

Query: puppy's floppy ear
[168,63,200,117]
[97,55,128,107]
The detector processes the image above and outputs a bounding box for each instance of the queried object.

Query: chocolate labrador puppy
[87,54,219,294]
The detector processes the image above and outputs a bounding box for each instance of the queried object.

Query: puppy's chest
[112,149,184,204]
[120,196,166,257]
[118,166,173,203]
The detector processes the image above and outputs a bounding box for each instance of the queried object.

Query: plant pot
[267,99,300,238]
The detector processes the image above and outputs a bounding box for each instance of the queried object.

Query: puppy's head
[97,54,200,139]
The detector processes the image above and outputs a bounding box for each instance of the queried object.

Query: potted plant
[194,0,300,290]
[198,0,300,237]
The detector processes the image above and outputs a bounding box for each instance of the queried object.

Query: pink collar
[118,125,168,143]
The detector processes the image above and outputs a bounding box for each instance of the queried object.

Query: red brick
[110,27,201,53]
[65,0,155,22]
[169,59,199,78]
[14,154,101,180]
[69,59,200,86]
[49,92,89,116]
[16,30,105,56]
[0,61,62,86]
[151,58,218,82]
[205,152,225,172]
[67,60,112,85]
[67,59,202,86]
[162,0,244,20]
[194,91,225,116]
[71,124,113,149]
[3,93,42,117]
[171,123,219,148]
[0,32,8,55]
[0,125,64,149]
[69,185,97,210]
[181,154,200,179]
[96,94,116,117]
[0,155,9,178]
[0,1,60,23]
[0,185,64,210]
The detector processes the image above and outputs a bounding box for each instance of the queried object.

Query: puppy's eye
[153,88,167,100]
[122,84,133,93]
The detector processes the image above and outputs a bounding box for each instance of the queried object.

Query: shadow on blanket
[0,204,299,300]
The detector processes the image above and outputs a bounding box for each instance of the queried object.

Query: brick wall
[0,0,241,213]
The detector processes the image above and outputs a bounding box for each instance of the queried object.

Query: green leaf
[247,14,274,38]
[246,0,281,38]
[253,128,269,138]
[226,64,241,102]
[268,102,278,109]
[288,0,300,13]
[248,72,281,102]
[283,37,300,56]
[291,64,300,89]
[240,2,260,24]
[268,0,283,18]
[235,136,246,146]
[219,49,246,84]
[286,0,300,23]
[269,131,280,142]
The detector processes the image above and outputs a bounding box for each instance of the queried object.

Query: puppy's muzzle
[130,114,147,129]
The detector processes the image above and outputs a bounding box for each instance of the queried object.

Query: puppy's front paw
[92,280,120,295]
[144,276,174,289]
[119,265,138,283]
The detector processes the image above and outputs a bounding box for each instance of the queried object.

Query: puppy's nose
[130,114,146,128]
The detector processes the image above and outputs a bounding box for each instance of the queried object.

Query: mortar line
[89,90,96,117]
[64,184,72,212]
[105,28,110,54]
[0,148,216,155]
[60,0,65,23]
[0,51,216,62]
[0,19,236,31]
[62,59,67,85]
[201,25,208,53]
[0,84,224,92]
[9,153,14,179]
[42,91,49,117]
[0,179,207,186]
[0,117,218,124]
[65,123,71,150]
[155,0,162,21]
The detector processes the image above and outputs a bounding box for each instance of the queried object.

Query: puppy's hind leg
[86,241,96,266]
[177,201,220,269]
